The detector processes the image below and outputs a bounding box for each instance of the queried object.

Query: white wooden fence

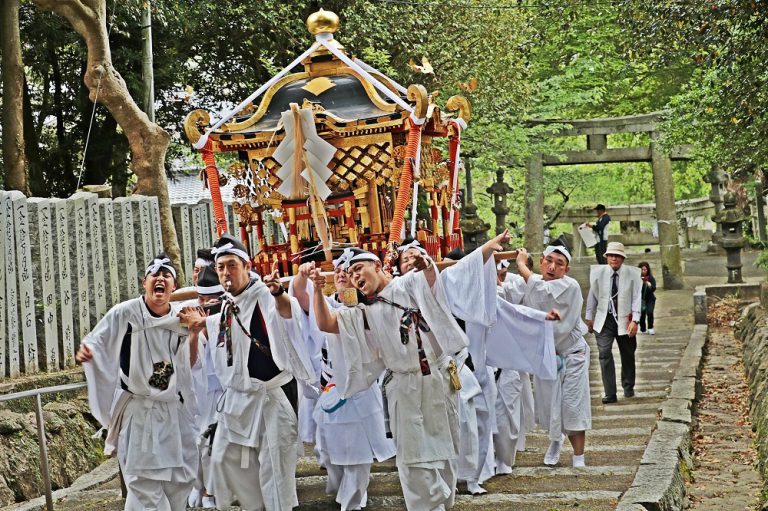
[0,190,252,379]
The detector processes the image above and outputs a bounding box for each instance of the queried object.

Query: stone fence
[0,190,248,380]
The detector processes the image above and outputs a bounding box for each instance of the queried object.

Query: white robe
[205,278,315,511]
[329,268,466,510]
[522,274,592,439]
[440,252,552,482]
[82,298,198,510]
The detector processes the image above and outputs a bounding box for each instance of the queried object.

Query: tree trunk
[31,0,184,280]
[1,0,31,195]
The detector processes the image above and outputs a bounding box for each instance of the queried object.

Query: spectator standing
[587,204,611,264]
[638,262,656,335]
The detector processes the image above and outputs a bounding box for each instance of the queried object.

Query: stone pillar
[70,192,92,340]
[173,204,194,286]
[0,191,12,379]
[10,192,38,374]
[650,134,684,289]
[100,199,121,309]
[487,167,513,235]
[754,179,767,243]
[52,198,76,367]
[132,195,155,268]
[87,194,107,320]
[28,198,59,371]
[148,195,164,255]
[115,197,139,299]
[524,154,545,253]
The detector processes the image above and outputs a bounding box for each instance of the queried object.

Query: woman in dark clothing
[638,262,656,334]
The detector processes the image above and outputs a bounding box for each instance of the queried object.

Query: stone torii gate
[524,112,689,290]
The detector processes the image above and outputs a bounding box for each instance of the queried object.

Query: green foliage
[617,0,768,177]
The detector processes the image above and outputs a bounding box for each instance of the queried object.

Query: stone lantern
[487,168,513,235]
[712,191,747,283]
[704,165,727,248]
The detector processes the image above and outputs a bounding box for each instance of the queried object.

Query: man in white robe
[179,234,315,511]
[309,247,466,510]
[77,255,198,511]
[187,265,225,509]
[514,245,592,468]
[290,252,395,510]
[435,237,557,491]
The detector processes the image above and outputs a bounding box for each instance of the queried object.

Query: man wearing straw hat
[585,241,642,405]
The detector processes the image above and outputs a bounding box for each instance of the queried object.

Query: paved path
[4,248,762,511]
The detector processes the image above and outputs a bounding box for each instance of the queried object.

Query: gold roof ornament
[306,8,340,35]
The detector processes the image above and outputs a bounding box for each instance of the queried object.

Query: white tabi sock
[572,454,586,468]
[544,440,562,465]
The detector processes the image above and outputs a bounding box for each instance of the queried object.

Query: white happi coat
[300,283,396,466]
[204,277,315,509]
[522,274,592,437]
[82,298,197,483]
[329,267,467,466]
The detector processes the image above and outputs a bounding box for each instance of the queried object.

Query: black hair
[638,261,653,277]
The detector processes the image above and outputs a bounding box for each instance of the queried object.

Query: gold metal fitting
[306,9,340,35]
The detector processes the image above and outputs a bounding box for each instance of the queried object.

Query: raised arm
[291,262,316,313]
[311,269,340,334]
[480,229,511,263]
[515,247,534,282]
[264,262,293,319]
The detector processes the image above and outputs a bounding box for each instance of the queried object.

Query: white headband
[543,245,572,263]
[333,249,352,270]
[343,249,379,270]
[397,239,427,255]
[194,257,212,268]
[211,242,249,262]
[197,283,224,295]
[145,257,177,279]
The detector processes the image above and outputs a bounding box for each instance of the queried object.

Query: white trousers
[534,343,592,441]
[124,475,192,511]
[398,460,457,511]
[210,436,298,511]
[325,462,371,510]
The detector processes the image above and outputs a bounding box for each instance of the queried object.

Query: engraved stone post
[100,199,121,308]
[148,195,163,255]
[115,197,140,299]
[86,194,107,320]
[12,193,38,373]
[28,198,60,371]
[133,196,154,267]
[191,204,206,259]
[173,204,194,286]
[52,199,76,367]
[69,193,92,340]
[0,193,8,377]
[3,192,22,376]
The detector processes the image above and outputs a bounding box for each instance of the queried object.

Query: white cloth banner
[578,223,599,248]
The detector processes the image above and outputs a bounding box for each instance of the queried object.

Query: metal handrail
[0,381,88,511]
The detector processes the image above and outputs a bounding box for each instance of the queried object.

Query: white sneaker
[544,440,562,465]
[201,496,216,508]
[496,462,513,475]
[467,481,488,495]
[572,454,586,468]
[188,488,202,507]
[649,328,655,335]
